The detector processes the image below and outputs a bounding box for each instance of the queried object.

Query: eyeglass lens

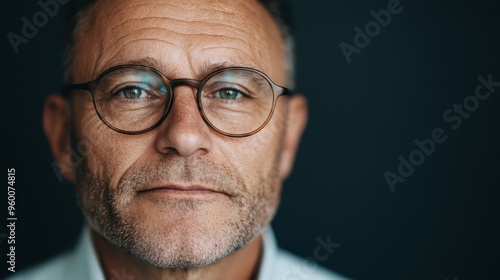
[93,67,275,135]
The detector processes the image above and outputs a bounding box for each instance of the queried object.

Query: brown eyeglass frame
[62,64,293,137]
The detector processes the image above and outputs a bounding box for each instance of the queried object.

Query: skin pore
[43,0,307,279]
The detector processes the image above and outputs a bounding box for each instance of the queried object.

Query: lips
[138,184,226,195]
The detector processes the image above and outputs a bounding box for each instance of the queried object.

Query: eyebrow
[199,61,230,75]
[119,57,168,72]
[111,57,261,79]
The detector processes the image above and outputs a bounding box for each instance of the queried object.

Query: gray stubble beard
[74,152,282,269]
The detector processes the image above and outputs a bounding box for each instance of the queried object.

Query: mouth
[138,185,228,199]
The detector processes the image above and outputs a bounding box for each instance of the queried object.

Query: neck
[91,230,263,280]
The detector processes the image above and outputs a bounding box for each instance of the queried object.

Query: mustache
[116,155,245,197]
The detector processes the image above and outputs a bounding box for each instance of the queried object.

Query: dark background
[1,0,499,279]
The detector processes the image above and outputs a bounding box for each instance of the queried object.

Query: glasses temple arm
[61,83,91,97]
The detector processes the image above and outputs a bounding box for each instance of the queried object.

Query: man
[10,0,348,279]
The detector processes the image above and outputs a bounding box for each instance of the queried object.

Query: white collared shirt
[7,226,350,280]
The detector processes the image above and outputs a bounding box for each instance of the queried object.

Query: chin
[93,197,262,268]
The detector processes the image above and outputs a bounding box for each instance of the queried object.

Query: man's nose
[154,86,212,157]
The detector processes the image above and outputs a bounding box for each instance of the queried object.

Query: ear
[43,95,75,182]
[279,94,308,179]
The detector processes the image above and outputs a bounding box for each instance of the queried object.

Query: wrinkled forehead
[72,0,285,84]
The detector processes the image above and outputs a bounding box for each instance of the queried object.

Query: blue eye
[119,87,148,99]
[215,88,242,100]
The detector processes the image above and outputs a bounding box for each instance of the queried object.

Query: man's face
[66,0,296,268]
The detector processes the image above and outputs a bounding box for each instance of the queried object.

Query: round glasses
[62,65,292,137]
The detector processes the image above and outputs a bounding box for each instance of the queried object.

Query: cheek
[217,116,285,184]
[73,102,149,187]
[246,105,287,159]
[83,133,151,188]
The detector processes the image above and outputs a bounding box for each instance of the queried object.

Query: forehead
[72,0,285,83]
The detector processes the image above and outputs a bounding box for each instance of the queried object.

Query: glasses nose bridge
[168,78,203,112]
[169,78,202,91]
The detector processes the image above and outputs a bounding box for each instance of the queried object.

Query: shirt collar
[75,227,106,280]
[256,227,278,280]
